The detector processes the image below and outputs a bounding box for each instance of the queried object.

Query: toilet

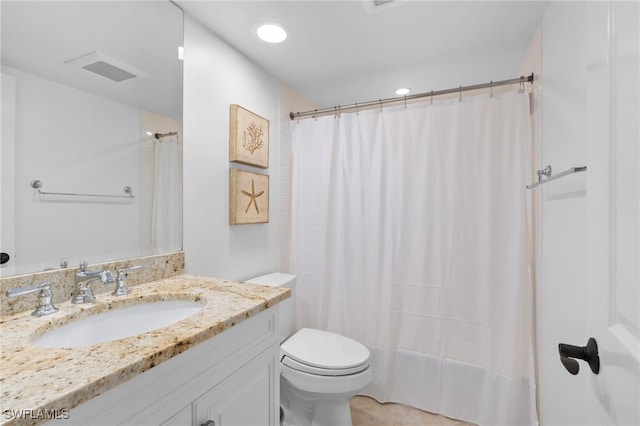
[246,273,372,426]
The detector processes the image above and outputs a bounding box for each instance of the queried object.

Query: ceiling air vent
[65,51,150,83]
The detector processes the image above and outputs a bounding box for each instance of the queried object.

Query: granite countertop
[0,275,290,425]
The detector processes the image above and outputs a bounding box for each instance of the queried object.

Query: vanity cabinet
[46,306,280,426]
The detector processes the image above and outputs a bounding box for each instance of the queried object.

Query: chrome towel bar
[526,165,587,189]
[30,179,134,198]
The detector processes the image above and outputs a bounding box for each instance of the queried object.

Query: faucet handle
[113,265,145,296]
[6,281,59,317]
[118,265,144,275]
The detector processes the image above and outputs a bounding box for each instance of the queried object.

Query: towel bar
[30,180,134,198]
[526,166,587,189]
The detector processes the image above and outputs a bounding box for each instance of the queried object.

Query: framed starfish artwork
[229,169,269,225]
[229,104,269,168]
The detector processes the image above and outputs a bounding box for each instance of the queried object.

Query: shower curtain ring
[355,102,359,115]
[403,95,407,110]
[518,76,525,94]
[430,90,434,104]
[489,81,494,98]
[379,99,383,111]
[459,86,463,102]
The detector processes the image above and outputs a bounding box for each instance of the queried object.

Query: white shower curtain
[290,90,536,426]
[151,135,182,253]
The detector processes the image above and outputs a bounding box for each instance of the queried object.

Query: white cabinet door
[193,348,278,426]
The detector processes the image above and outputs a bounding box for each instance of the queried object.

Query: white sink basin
[33,300,204,348]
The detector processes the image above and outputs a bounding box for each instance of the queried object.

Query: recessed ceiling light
[257,23,288,43]
[395,88,411,96]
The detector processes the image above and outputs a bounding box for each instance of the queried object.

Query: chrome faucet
[6,281,59,316]
[71,261,115,304]
[112,265,144,296]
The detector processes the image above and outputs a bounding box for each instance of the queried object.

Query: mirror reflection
[1,1,183,277]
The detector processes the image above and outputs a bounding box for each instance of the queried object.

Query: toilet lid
[281,328,370,371]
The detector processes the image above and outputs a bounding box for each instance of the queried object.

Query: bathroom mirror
[0,1,183,277]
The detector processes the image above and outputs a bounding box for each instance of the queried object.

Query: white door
[584,2,640,424]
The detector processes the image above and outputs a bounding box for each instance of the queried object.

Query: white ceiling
[1,1,549,117]
[1,1,183,120]
[177,0,549,108]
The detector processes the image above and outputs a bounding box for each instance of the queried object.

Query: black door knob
[558,337,600,375]
[0,252,9,265]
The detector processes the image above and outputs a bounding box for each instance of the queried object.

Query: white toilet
[247,273,372,426]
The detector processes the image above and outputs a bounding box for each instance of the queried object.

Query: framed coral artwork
[229,104,269,168]
[229,169,269,225]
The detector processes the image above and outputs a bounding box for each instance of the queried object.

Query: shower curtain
[290,90,536,426]
[151,135,182,253]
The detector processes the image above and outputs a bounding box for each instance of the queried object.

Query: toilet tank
[245,273,295,341]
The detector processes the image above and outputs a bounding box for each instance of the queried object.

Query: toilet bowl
[246,273,372,426]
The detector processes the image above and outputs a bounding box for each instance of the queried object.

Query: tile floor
[350,396,474,426]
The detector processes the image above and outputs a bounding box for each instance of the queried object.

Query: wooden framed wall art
[229,169,269,225]
[229,104,269,168]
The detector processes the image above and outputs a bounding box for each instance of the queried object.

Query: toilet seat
[282,355,368,376]
[281,362,373,396]
[281,328,370,376]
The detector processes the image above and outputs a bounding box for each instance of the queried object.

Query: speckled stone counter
[0,275,289,426]
[0,252,185,317]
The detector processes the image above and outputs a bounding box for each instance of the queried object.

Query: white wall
[1,67,141,275]
[183,15,291,280]
[182,14,318,280]
[277,84,316,273]
[540,3,590,424]
[517,25,543,421]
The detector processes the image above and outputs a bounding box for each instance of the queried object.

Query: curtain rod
[289,73,534,120]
